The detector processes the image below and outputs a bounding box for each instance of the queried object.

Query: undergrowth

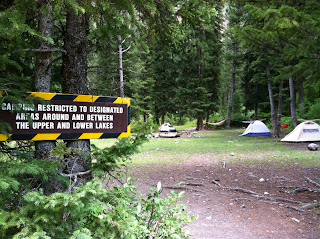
[0,124,194,239]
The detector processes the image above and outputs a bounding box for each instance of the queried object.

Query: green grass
[91,129,320,168]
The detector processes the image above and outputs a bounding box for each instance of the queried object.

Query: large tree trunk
[197,113,204,131]
[227,41,237,129]
[34,0,56,160]
[289,77,298,127]
[35,0,53,93]
[63,7,89,95]
[62,3,92,188]
[34,0,63,194]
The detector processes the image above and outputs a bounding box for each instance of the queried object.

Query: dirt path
[129,157,320,239]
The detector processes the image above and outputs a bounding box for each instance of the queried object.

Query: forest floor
[129,138,320,239]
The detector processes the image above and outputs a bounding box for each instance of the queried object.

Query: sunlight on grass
[91,139,117,149]
[91,129,320,168]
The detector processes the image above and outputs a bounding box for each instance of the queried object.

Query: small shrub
[0,180,193,239]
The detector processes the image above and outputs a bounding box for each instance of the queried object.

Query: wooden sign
[0,92,131,141]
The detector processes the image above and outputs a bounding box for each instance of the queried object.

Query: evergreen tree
[176,0,222,130]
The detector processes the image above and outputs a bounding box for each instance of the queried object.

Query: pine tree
[176,1,222,130]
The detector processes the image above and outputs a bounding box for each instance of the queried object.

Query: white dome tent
[281,121,320,142]
[241,120,272,137]
[159,123,178,138]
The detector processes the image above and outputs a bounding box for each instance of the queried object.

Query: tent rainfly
[281,121,320,142]
[241,120,272,137]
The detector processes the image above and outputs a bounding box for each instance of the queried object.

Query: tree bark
[143,112,147,123]
[35,0,53,93]
[289,77,298,127]
[254,83,258,120]
[34,0,56,161]
[205,111,210,129]
[227,41,237,129]
[298,78,304,115]
[266,62,276,136]
[197,113,204,131]
[161,115,165,125]
[275,80,283,137]
[62,2,92,187]
[34,0,63,194]
[118,36,125,97]
[62,4,90,95]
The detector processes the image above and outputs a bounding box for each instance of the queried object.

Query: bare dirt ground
[129,143,320,239]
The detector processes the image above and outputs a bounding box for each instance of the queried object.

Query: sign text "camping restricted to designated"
[0,92,131,141]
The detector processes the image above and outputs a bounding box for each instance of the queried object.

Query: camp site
[0,1,319,239]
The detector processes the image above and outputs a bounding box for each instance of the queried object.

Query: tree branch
[59,170,91,177]
[304,177,320,188]
[88,65,139,74]
[122,44,131,53]
[17,48,67,53]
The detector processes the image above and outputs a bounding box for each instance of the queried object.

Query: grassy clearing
[92,129,320,168]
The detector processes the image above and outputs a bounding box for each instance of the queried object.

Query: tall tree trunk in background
[35,0,53,93]
[298,78,304,115]
[289,77,298,127]
[275,80,283,137]
[197,113,204,130]
[34,0,55,160]
[34,0,62,194]
[227,41,237,129]
[266,62,277,136]
[205,111,210,129]
[161,115,165,125]
[196,43,205,131]
[62,3,92,187]
[143,113,147,123]
[118,36,125,98]
[254,83,258,120]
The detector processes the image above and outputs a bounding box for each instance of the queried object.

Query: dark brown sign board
[0,92,131,141]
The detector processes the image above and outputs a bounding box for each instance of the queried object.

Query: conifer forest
[0,0,319,238]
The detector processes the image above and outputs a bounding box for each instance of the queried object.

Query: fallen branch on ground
[163,186,204,193]
[304,177,320,188]
[273,176,296,182]
[185,183,205,187]
[211,180,310,212]
[232,198,252,202]
[278,186,320,194]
